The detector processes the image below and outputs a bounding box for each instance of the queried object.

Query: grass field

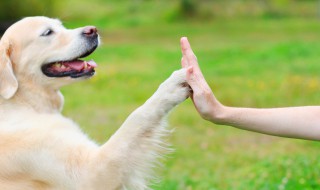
[60,17,320,190]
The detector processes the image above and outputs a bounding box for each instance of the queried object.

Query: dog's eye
[41,29,54,36]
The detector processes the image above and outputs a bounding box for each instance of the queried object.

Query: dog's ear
[0,40,18,99]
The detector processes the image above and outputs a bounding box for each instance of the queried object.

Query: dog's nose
[82,26,98,38]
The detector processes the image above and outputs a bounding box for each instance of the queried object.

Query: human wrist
[204,101,228,125]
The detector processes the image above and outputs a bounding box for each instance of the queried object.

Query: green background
[1,0,320,189]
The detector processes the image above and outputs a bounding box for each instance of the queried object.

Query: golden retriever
[0,16,189,190]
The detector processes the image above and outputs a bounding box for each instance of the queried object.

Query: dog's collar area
[41,59,97,78]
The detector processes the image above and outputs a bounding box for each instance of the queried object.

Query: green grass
[61,18,320,189]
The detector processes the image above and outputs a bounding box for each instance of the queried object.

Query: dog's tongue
[64,60,84,70]
[63,60,97,71]
[87,60,97,68]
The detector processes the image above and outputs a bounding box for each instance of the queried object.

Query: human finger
[186,64,212,94]
[180,37,198,67]
[186,66,204,93]
[181,57,189,68]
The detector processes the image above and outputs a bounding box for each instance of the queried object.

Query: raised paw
[156,68,191,107]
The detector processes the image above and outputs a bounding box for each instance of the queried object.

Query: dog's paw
[156,68,190,107]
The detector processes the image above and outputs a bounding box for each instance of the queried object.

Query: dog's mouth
[41,45,98,78]
[41,59,97,78]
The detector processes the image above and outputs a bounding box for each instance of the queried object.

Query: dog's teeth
[61,65,66,69]
[84,62,88,69]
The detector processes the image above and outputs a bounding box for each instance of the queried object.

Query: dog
[0,16,189,190]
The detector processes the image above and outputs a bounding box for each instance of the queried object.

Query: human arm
[180,37,320,141]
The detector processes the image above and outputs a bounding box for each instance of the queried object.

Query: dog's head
[0,16,99,99]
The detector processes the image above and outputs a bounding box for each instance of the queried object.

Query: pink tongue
[87,60,97,68]
[63,60,84,71]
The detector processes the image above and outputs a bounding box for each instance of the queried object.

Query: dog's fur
[0,16,189,190]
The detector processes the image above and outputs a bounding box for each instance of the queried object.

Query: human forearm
[215,106,320,140]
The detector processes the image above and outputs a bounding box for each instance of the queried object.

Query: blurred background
[1,0,320,189]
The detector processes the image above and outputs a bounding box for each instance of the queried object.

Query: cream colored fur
[0,16,189,190]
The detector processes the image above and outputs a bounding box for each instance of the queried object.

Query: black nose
[82,26,98,38]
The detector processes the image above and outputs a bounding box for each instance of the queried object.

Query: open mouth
[42,59,97,78]
[41,44,98,78]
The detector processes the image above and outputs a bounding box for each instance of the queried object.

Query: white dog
[0,16,189,190]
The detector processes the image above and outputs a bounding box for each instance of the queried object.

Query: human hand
[180,37,224,122]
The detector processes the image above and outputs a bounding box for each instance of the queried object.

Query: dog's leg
[84,69,189,190]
